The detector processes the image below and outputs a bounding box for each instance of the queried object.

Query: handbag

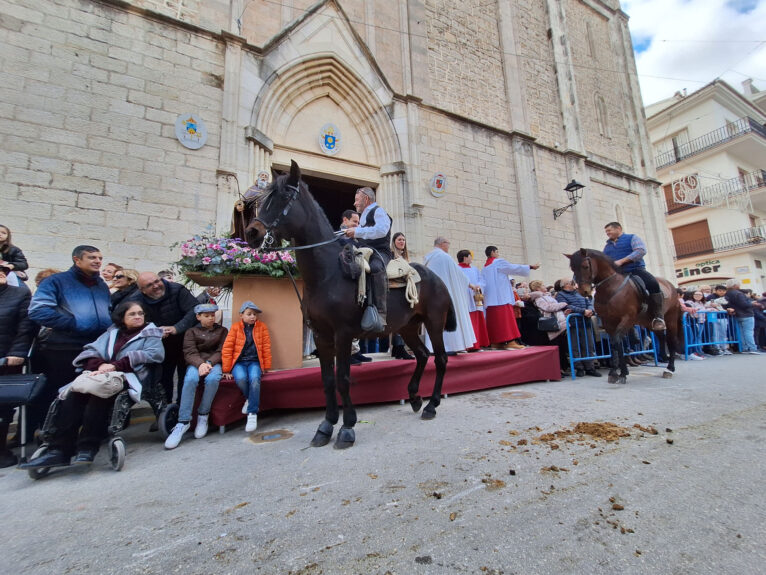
[0,371,48,407]
[361,305,384,333]
[537,314,560,332]
[69,371,125,399]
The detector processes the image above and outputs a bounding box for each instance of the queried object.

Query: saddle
[386,257,420,308]
[627,274,649,314]
[628,274,649,297]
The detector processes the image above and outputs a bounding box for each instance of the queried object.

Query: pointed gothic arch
[251,54,402,168]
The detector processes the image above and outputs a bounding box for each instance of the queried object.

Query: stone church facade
[1,0,673,281]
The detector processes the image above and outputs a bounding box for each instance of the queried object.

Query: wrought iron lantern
[553,179,585,220]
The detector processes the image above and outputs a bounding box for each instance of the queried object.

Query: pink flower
[221,254,230,261]
[243,257,252,264]
[202,257,211,264]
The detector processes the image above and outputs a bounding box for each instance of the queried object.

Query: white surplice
[481,258,531,307]
[423,248,476,352]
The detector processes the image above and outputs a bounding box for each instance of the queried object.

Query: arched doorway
[271,165,370,229]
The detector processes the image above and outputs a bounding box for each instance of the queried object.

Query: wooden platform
[258,346,562,411]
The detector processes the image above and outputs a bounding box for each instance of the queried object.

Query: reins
[254,181,345,320]
[585,256,631,295]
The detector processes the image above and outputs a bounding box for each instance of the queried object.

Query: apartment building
[646,80,766,292]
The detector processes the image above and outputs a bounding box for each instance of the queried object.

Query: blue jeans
[736,316,757,352]
[233,361,262,414]
[179,364,222,422]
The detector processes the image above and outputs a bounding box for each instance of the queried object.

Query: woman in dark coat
[110,268,140,310]
[0,264,37,467]
[0,225,29,282]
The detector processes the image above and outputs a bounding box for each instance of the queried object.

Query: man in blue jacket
[28,245,111,436]
[603,222,666,331]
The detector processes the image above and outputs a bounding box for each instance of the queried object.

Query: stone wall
[416,108,522,261]
[424,0,510,130]
[566,0,633,170]
[512,0,565,147]
[1,0,225,274]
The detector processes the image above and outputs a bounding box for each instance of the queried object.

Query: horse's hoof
[333,426,355,449]
[310,420,334,447]
[617,376,627,384]
[421,407,436,420]
[410,397,423,413]
[662,370,673,379]
[608,374,618,384]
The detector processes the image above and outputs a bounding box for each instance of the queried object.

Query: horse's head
[245,160,305,249]
[565,248,595,296]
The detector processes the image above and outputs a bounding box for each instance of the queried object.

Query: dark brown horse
[567,248,682,384]
[245,161,456,448]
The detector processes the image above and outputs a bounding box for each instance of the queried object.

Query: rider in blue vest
[603,221,666,331]
[344,187,393,329]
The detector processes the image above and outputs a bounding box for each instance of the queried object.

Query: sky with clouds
[620,0,766,105]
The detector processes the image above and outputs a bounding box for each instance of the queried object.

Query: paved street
[2,354,765,575]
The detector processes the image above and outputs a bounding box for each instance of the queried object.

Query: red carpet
[260,346,561,410]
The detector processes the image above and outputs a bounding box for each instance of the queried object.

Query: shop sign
[675,259,722,279]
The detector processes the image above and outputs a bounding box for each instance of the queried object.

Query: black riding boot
[372,272,388,329]
[649,292,666,331]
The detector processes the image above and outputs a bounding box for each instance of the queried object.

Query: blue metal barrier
[565,314,658,380]
[681,311,740,360]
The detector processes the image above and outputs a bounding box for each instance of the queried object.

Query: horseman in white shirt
[344,187,393,328]
[482,245,539,350]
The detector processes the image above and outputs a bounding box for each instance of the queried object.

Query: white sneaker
[745,350,762,355]
[722,349,733,355]
[164,422,190,449]
[194,414,209,439]
[689,354,704,361]
[245,413,258,432]
[241,400,249,415]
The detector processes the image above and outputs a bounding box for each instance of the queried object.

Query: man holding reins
[603,221,666,331]
[344,187,392,329]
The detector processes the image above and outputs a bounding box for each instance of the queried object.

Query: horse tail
[445,299,457,332]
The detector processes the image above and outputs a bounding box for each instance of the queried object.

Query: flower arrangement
[173,232,298,280]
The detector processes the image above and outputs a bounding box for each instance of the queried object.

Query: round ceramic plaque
[175,113,208,150]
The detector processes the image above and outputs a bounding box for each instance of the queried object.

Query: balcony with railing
[674,224,766,260]
[664,169,766,214]
[655,116,766,170]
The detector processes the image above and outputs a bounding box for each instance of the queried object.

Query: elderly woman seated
[20,301,164,469]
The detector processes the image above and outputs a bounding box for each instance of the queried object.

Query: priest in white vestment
[482,245,539,349]
[456,249,490,349]
[424,237,476,353]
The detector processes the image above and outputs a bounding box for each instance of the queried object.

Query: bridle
[253,183,344,252]
[253,183,300,248]
[578,255,628,294]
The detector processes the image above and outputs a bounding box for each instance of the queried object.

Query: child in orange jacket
[222,300,272,432]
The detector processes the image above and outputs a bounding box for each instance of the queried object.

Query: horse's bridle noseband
[580,255,627,294]
[253,182,344,252]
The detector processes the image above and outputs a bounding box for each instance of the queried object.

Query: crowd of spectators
[2,221,765,471]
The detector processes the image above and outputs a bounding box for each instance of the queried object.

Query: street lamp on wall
[553,179,585,220]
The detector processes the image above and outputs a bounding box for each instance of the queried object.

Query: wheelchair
[26,366,178,479]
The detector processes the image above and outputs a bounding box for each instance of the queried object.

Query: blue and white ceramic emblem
[175,113,208,150]
[319,123,341,156]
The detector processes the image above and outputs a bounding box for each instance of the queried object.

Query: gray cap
[194,303,219,314]
[239,300,262,313]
